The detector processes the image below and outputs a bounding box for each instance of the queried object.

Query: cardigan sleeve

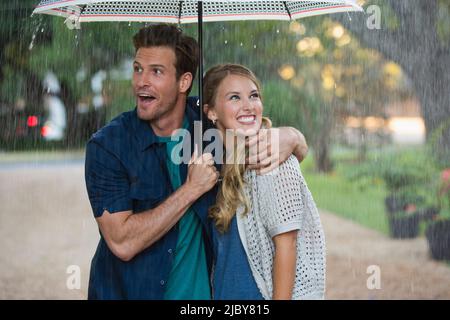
[258,155,305,238]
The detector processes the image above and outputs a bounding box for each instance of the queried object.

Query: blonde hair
[203,64,272,233]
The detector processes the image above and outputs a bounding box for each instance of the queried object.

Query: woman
[203,64,326,300]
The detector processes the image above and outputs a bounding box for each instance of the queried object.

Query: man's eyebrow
[133,61,166,69]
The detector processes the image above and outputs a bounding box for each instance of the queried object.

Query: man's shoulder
[88,108,136,149]
[186,96,200,118]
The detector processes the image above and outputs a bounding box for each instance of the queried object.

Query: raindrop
[28,34,36,51]
[347,12,352,21]
[224,40,228,45]
[128,22,132,27]
[253,45,257,49]
[41,28,44,33]
[276,29,280,34]
[240,42,243,47]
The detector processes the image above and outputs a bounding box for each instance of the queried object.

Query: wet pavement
[1,163,449,299]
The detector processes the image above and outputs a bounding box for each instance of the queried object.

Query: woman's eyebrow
[225,91,241,96]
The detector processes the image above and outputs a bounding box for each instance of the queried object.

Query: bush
[343,148,440,210]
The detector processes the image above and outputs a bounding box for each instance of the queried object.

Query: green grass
[301,153,390,235]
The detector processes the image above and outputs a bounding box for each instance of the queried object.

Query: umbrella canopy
[33,1,362,24]
[32,0,363,149]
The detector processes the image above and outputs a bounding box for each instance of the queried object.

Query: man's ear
[203,104,217,122]
[179,72,193,94]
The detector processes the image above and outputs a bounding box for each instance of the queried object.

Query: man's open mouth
[138,93,156,104]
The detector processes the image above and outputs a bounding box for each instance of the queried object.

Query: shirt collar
[134,96,200,152]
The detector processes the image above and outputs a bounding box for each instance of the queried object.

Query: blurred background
[0,0,449,299]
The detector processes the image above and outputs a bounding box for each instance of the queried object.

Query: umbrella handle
[197,1,203,154]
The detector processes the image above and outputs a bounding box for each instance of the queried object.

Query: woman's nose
[241,98,254,111]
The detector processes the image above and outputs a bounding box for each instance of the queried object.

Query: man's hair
[133,24,199,95]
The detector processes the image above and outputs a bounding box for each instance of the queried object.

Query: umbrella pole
[197,1,203,154]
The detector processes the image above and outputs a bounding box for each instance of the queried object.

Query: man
[85,24,308,300]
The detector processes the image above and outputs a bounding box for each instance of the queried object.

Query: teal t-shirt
[158,117,211,300]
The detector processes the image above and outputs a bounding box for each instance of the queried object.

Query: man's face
[132,46,181,122]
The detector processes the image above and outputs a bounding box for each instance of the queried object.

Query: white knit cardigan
[236,155,326,300]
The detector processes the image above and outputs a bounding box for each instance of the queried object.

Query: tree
[331,0,450,164]
[0,0,52,107]
[203,17,413,172]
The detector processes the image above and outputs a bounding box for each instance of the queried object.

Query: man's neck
[150,96,187,137]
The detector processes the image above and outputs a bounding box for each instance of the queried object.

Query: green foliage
[343,147,441,209]
[427,117,450,168]
[261,80,300,128]
[301,154,389,235]
[0,65,26,104]
[438,0,450,44]
[104,79,134,121]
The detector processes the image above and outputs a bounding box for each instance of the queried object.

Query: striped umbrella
[32,0,363,146]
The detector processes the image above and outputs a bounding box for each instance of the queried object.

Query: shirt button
[168,249,173,254]
[160,280,165,286]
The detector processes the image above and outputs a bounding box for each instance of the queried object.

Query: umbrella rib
[283,1,292,20]
[177,1,183,25]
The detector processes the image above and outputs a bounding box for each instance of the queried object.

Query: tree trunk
[314,141,333,173]
[313,103,334,173]
[413,57,450,164]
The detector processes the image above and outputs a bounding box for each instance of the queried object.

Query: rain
[0,0,449,301]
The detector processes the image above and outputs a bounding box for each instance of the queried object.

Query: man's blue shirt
[85,97,217,299]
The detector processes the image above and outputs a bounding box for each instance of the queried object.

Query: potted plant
[380,152,440,239]
[426,169,450,260]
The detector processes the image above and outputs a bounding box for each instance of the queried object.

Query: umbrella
[32,0,363,147]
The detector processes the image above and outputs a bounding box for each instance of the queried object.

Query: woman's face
[208,74,263,135]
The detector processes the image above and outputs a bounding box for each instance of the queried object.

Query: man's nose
[136,70,152,88]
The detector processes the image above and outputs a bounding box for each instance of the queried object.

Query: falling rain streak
[0,0,449,300]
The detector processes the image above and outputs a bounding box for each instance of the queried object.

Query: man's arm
[94,151,218,262]
[247,127,308,174]
[289,127,308,163]
[97,181,201,262]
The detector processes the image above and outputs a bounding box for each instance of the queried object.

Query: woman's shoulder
[245,155,302,187]
[262,155,302,181]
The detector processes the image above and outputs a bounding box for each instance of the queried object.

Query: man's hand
[95,148,219,262]
[185,149,219,197]
[246,127,308,175]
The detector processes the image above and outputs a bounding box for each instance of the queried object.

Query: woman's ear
[179,72,193,94]
[203,104,217,122]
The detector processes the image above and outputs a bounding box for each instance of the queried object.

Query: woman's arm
[272,230,298,300]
